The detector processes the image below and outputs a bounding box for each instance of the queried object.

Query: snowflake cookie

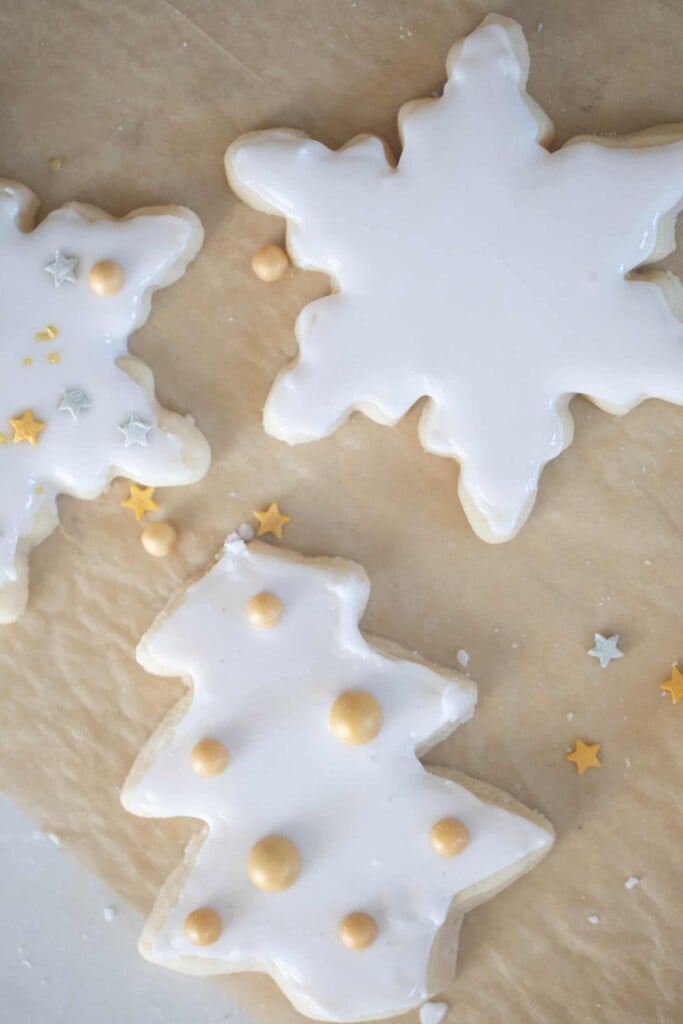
[0,181,211,622]
[226,14,683,543]
[122,539,553,1021]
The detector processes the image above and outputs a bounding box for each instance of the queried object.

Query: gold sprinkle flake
[23,357,33,366]
[48,157,63,170]
[35,325,59,342]
[47,352,61,364]
[36,485,44,495]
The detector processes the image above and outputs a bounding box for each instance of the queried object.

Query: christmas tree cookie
[123,539,553,1021]
[226,14,683,543]
[0,181,210,622]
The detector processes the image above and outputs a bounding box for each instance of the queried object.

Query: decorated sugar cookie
[0,181,210,622]
[122,539,553,1022]
[226,15,683,543]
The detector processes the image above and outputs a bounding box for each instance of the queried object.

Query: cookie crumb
[419,1002,448,1024]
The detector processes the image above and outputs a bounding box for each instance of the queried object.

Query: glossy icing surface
[226,15,683,542]
[123,540,552,1021]
[0,183,209,619]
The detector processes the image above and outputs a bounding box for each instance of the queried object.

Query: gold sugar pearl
[429,817,469,857]
[247,835,301,893]
[251,244,289,282]
[329,691,382,746]
[183,907,222,946]
[338,912,378,950]
[141,520,177,558]
[190,738,229,777]
[246,592,283,629]
[88,259,125,296]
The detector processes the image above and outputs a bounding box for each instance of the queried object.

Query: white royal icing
[226,14,683,543]
[0,182,210,621]
[123,540,552,1021]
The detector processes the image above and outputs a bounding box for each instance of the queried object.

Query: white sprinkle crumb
[588,914,600,925]
[419,1002,448,1024]
[181,40,188,47]
[237,522,255,541]
[566,711,574,722]
[456,649,470,667]
[624,876,640,890]
[537,21,544,32]
[625,757,631,768]
[644,560,652,566]
[511,641,518,649]
[103,905,117,922]
[21,958,32,968]
[47,832,61,847]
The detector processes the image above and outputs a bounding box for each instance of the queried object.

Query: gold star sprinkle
[47,352,61,364]
[48,156,63,170]
[661,666,683,705]
[121,483,158,521]
[35,325,59,342]
[10,409,46,445]
[23,357,32,366]
[566,739,602,775]
[254,501,290,539]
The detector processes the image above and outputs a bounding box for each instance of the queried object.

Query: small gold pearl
[190,738,229,777]
[141,521,177,557]
[251,244,289,282]
[329,691,382,746]
[430,818,469,857]
[183,907,222,946]
[246,592,283,629]
[89,259,125,296]
[338,912,378,950]
[247,835,301,892]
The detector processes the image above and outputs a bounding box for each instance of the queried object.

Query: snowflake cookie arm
[0,185,210,623]
[123,540,554,1022]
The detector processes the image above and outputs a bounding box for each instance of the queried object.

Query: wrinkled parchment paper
[1,1,682,1021]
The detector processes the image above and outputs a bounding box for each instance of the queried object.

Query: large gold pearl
[247,835,301,892]
[251,244,289,282]
[141,520,177,557]
[246,592,283,629]
[190,738,229,777]
[88,259,125,296]
[430,817,469,857]
[329,691,382,745]
[338,912,378,950]
[183,907,222,946]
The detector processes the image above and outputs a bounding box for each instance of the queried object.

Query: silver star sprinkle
[58,387,92,419]
[118,415,153,447]
[45,250,78,287]
[588,633,624,669]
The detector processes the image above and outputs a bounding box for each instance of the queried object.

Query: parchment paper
[1,1,682,1022]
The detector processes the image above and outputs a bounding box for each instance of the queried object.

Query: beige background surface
[0,1,682,1022]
